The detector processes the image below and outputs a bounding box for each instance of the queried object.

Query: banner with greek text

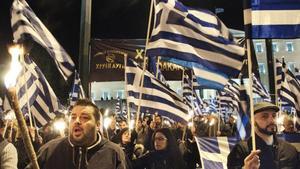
[90,39,183,82]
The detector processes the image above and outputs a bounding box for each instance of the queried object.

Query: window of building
[177,88,182,96]
[91,92,96,100]
[255,43,263,53]
[116,90,124,99]
[272,42,279,52]
[288,62,296,73]
[286,42,294,52]
[258,63,266,74]
[102,91,110,100]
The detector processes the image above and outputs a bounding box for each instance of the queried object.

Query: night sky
[0,0,243,64]
[0,0,243,101]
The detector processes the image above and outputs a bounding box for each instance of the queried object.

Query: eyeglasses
[154,137,168,141]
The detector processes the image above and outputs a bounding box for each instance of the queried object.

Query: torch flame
[4,44,23,88]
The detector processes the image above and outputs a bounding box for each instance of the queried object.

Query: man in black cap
[227,102,299,169]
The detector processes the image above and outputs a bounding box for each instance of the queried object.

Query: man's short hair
[72,99,101,122]
[254,102,279,114]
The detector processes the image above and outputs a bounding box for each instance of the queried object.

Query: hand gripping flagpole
[135,0,154,131]
[4,44,40,169]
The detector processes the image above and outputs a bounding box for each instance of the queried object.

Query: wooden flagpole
[7,88,39,169]
[181,69,187,141]
[243,1,256,150]
[124,54,132,133]
[245,40,256,150]
[5,44,39,169]
[135,0,154,131]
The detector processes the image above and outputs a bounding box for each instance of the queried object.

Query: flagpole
[243,0,256,150]
[245,40,256,149]
[217,94,221,134]
[5,44,40,169]
[136,0,154,130]
[124,54,131,133]
[274,56,279,106]
[181,68,187,141]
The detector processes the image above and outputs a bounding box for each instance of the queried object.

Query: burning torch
[4,44,40,169]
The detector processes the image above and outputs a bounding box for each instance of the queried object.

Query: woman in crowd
[116,127,135,160]
[132,128,186,169]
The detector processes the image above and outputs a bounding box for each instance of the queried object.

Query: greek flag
[115,97,127,121]
[192,71,200,89]
[126,58,190,123]
[276,59,298,108]
[222,79,240,111]
[115,97,121,113]
[182,72,202,115]
[209,97,218,113]
[148,56,169,87]
[4,56,63,127]
[276,59,284,99]
[69,71,86,107]
[195,137,238,169]
[11,0,75,80]
[295,68,300,81]
[252,73,271,101]
[244,0,300,38]
[147,0,245,90]
[283,67,300,129]
[237,79,251,140]
[217,91,239,112]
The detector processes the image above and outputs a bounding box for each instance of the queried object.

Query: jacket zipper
[78,147,82,169]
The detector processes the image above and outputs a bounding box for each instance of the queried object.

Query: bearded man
[26,99,128,169]
[227,102,299,169]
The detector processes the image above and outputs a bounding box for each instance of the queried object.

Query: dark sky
[0,0,243,102]
[0,0,243,65]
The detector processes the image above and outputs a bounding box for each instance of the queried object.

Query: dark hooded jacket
[26,133,127,169]
[227,134,299,169]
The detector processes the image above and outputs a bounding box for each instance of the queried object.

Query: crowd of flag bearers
[0,100,299,169]
[1,0,300,168]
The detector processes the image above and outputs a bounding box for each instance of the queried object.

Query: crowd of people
[0,99,299,169]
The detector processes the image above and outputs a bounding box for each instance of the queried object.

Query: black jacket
[133,150,186,169]
[26,134,127,169]
[227,134,299,169]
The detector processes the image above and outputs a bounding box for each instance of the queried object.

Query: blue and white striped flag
[275,59,284,100]
[283,66,300,129]
[209,97,218,113]
[69,71,86,107]
[192,71,200,90]
[222,80,240,111]
[295,68,300,81]
[217,91,239,112]
[195,137,238,169]
[276,59,298,108]
[148,56,169,87]
[11,0,75,80]
[252,73,271,101]
[237,79,251,140]
[244,0,300,38]
[4,56,63,127]
[115,97,121,113]
[126,58,190,123]
[147,0,245,90]
[182,72,202,115]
